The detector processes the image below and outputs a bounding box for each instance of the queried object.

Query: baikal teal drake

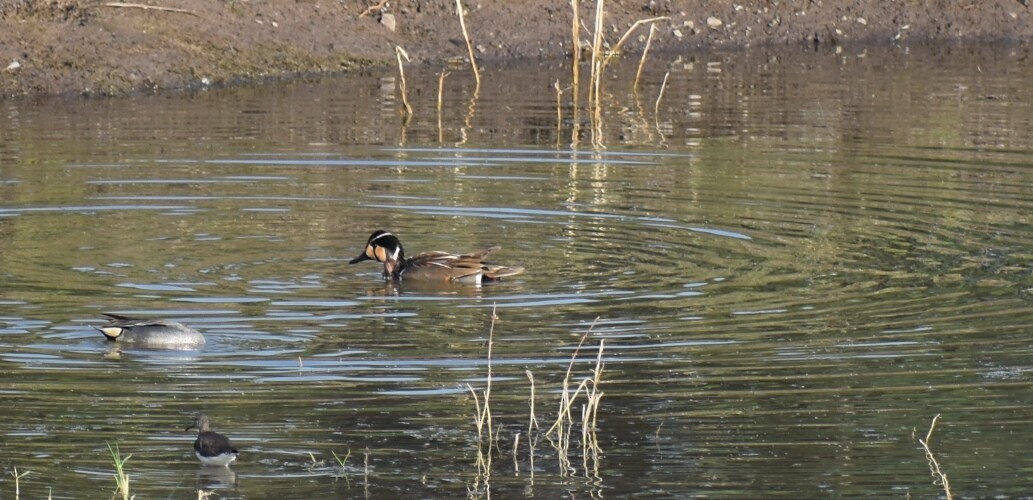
[349,230,525,284]
[94,313,205,346]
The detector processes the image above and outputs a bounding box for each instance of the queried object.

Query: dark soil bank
[2,0,1031,97]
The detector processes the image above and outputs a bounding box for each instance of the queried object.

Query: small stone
[672,28,683,39]
[684,20,694,29]
[856,17,867,25]
[380,13,397,32]
[6,60,21,71]
[707,16,723,28]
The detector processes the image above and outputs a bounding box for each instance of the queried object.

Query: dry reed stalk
[527,432,536,483]
[10,466,29,498]
[602,17,669,69]
[437,70,448,142]
[526,369,539,434]
[919,414,952,500]
[546,318,600,436]
[512,432,521,473]
[97,2,198,16]
[394,46,413,117]
[455,0,481,88]
[358,0,389,18]
[554,80,563,143]
[468,305,498,444]
[633,23,657,92]
[654,71,670,117]
[570,0,582,92]
[588,0,605,148]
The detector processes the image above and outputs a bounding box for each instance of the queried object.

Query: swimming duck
[349,230,525,283]
[94,313,206,346]
[186,414,239,467]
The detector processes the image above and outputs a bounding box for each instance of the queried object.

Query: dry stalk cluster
[391,0,670,149]
[467,312,607,496]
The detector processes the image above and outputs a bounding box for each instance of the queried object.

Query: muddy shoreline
[1,0,1031,98]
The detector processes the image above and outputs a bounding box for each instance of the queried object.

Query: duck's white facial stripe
[370,232,394,243]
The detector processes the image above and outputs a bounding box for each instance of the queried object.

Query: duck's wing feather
[406,247,508,281]
[102,313,175,328]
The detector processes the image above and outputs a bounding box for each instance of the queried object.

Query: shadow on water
[0,44,1032,497]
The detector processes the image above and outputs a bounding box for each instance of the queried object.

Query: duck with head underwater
[94,313,205,346]
[349,230,525,284]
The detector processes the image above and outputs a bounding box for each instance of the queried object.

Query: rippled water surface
[1,45,1032,498]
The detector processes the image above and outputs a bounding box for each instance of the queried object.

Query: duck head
[350,230,405,277]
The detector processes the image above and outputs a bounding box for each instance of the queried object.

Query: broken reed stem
[484,305,496,443]
[919,414,952,500]
[466,382,485,440]
[570,0,581,91]
[633,23,657,92]
[455,0,481,88]
[394,46,413,117]
[588,0,605,148]
[655,71,670,120]
[11,466,29,498]
[437,70,448,143]
[358,0,389,18]
[97,2,199,16]
[526,370,539,434]
[512,432,521,473]
[602,17,670,70]
[469,305,498,445]
[554,80,563,142]
[569,0,582,149]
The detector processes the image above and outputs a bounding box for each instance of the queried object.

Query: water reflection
[0,44,1032,498]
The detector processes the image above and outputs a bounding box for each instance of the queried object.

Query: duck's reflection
[195,465,237,490]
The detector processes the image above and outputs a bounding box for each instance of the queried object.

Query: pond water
[1,43,1031,498]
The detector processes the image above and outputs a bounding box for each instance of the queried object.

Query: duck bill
[349,253,371,264]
